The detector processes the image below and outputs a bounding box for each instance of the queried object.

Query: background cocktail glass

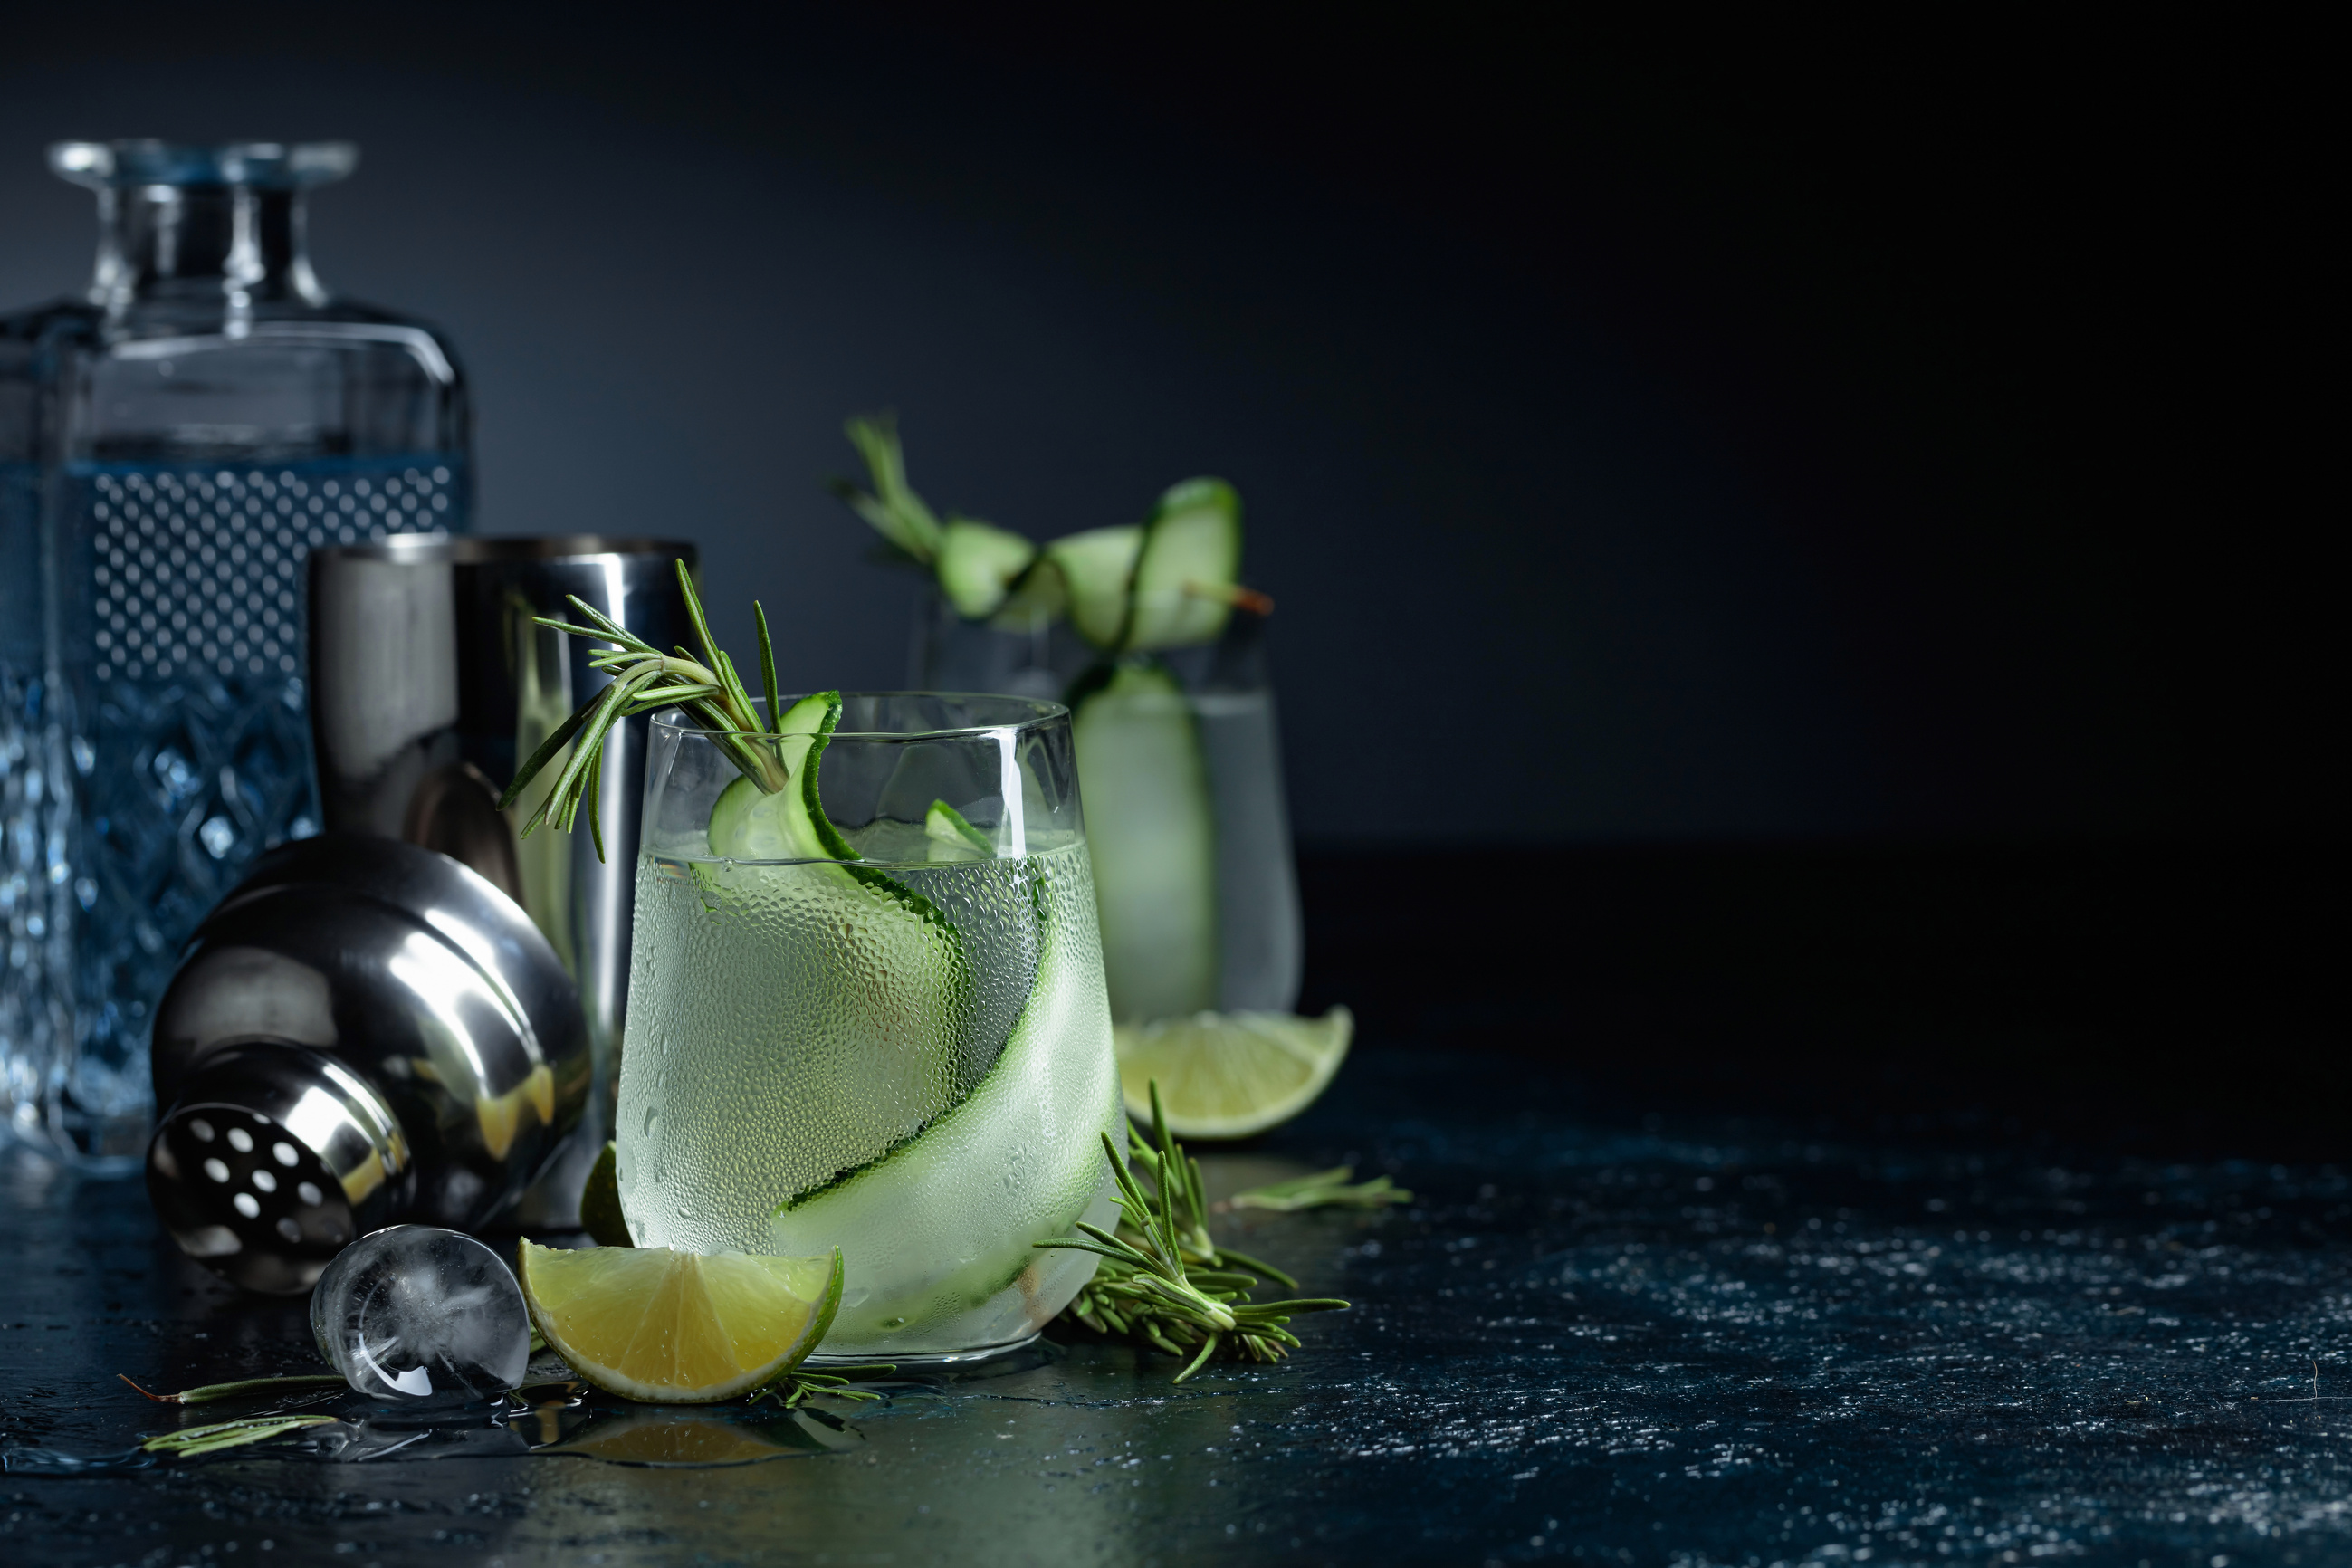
[917,600,1303,1022]
[617,693,1122,1360]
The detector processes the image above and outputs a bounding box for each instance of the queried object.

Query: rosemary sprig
[1227,1167,1413,1212]
[141,1414,336,1457]
[119,1372,349,1407]
[497,559,792,855]
[750,1363,898,1410]
[1040,1084,1348,1382]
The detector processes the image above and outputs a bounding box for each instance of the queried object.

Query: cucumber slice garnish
[925,798,995,859]
[989,551,1070,631]
[705,692,854,862]
[1042,525,1144,650]
[1123,477,1242,652]
[767,844,1117,1350]
[935,519,1039,620]
[1069,659,1219,1020]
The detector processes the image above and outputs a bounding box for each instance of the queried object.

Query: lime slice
[1042,525,1144,649]
[935,519,1038,619]
[1124,477,1242,652]
[1113,1006,1353,1139]
[1070,660,1218,1020]
[519,1242,842,1403]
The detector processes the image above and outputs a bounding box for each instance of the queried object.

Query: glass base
[804,1332,1047,1372]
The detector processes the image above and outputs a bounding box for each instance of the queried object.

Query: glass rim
[651,692,1070,743]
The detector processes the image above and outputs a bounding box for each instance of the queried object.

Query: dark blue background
[1,7,2327,846]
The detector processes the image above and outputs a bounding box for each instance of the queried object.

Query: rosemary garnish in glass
[497,559,794,855]
[1039,1084,1350,1382]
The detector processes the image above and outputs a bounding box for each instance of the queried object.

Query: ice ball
[310,1225,531,1403]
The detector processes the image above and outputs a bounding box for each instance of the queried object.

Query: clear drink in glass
[917,598,1302,1021]
[616,693,1122,1359]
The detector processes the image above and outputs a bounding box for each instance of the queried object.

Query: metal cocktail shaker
[305,536,696,1224]
[146,834,588,1294]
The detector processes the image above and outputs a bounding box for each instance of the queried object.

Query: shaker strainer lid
[146,834,588,1294]
[147,1043,411,1296]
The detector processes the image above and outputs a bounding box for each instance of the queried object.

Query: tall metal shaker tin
[306,535,696,1224]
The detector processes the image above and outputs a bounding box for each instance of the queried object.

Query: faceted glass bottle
[0,140,472,1162]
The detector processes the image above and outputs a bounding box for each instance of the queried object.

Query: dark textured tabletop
[8,1041,2352,1567]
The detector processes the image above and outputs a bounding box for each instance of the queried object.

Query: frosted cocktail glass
[916,600,1303,1022]
[616,694,1122,1360]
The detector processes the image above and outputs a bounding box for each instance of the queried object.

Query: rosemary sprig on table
[496,559,792,856]
[1040,1085,1349,1383]
[751,1363,898,1410]
[119,1372,349,1407]
[1227,1167,1413,1212]
[140,1415,337,1458]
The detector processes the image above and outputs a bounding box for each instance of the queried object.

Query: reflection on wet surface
[9,1047,2352,1563]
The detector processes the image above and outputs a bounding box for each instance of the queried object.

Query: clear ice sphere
[310,1225,531,1403]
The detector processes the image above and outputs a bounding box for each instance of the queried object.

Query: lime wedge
[519,1242,841,1403]
[1113,1006,1353,1139]
[1070,659,1218,1020]
[1124,477,1242,651]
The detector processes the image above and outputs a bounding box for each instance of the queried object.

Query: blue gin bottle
[0,141,471,1162]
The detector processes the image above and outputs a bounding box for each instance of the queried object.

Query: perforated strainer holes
[89,465,453,683]
[155,1107,357,1260]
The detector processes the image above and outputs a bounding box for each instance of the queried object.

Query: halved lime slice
[1124,477,1241,652]
[519,1242,841,1403]
[1113,1006,1353,1139]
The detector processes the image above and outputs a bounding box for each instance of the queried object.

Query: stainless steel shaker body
[147,835,588,1294]
[306,536,696,1223]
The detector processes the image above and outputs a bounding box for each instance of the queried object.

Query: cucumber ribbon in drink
[501,565,1122,1354]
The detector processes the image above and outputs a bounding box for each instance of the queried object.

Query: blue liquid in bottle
[2,142,472,1161]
